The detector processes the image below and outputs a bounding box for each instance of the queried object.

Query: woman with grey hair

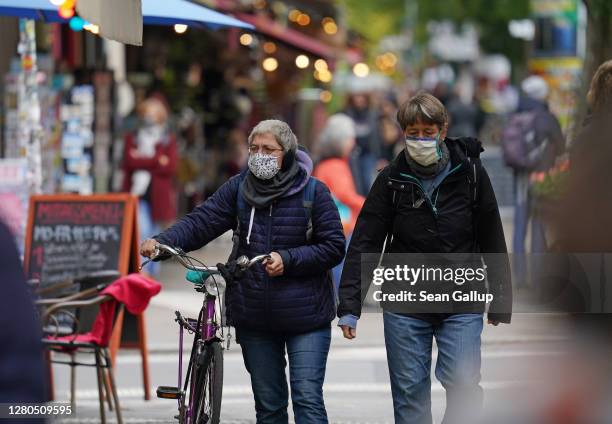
[141,119,345,423]
[314,114,365,288]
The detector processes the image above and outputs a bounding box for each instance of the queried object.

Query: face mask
[248,153,280,180]
[142,113,157,127]
[405,133,441,166]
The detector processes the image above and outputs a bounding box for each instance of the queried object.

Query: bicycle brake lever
[139,258,152,271]
[235,255,250,268]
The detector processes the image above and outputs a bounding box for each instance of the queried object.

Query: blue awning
[0,0,59,21]
[142,0,252,29]
[0,0,253,29]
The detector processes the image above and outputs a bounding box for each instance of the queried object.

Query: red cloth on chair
[101,273,162,315]
[51,274,161,348]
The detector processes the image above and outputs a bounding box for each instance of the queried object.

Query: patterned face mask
[248,153,280,180]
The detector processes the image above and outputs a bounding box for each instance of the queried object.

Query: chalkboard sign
[24,194,138,284]
[25,193,153,399]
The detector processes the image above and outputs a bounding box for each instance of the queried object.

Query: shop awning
[78,0,253,45]
[236,12,361,64]
[143,0,252,29]
[0,0,61,21]
[0,0,253,45]
[237,13,333,60]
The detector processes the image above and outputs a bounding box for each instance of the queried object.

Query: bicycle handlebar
[139,243,270,273]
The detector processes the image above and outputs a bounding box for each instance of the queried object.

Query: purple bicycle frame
[179,295,217,424]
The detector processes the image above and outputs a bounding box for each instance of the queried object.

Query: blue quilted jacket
[156,153,346,333]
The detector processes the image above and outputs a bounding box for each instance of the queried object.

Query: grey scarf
[241,153,301,208]
[404,140,451,179]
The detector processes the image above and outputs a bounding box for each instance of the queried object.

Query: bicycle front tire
[192,341,223,424]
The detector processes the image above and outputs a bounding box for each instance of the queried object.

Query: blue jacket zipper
[398,163,462,217]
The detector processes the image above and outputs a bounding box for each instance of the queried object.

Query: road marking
[61,379,539,401]
[147,334,569,353]
[112,347,567,365]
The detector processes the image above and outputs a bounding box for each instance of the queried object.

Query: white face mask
[405,134,441,166]
[248,153,280,180]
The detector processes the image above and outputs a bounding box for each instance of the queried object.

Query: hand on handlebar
[263,252,284,277]
[140,238,159,258]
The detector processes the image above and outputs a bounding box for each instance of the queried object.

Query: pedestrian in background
[502,76,565,288]
[378,93,404,163]
[141,120,345,424]
[122,94,178,277]
[313,113,365,290]
[344,93,383,195]
[338,92,512,424]
[446,86,484,139]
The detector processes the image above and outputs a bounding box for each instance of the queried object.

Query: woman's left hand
[264,252,284,276]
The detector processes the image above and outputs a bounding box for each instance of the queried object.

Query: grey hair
[317,114,356,159]
[247,119,298,153]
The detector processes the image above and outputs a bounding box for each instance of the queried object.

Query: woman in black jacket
[337,92,512,424]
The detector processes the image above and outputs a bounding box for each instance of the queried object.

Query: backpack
[228,175,317,261]
[501,111,549,170]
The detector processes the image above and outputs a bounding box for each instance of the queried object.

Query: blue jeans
[350,151,377,196]
[512,171,547,287]
[236,325,331,424]
[383,312,483,424]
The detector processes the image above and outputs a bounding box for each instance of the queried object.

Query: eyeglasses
[248,145,284,155]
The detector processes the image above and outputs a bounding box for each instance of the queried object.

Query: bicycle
[140,243,270,424]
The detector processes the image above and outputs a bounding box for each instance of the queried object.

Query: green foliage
[415,0,529,66]
[340,0,406,46]
[341,0,530,68]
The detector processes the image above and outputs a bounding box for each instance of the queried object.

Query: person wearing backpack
[502,76,565,288]
[338,92,512,424]
[140,119,345,424]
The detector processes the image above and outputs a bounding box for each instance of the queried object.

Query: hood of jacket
[284,148,313,197]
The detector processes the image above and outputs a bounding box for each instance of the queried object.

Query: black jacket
[338,137,512,324]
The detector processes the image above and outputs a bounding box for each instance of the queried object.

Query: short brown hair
[396,92,448,130]
[587,60,612,113]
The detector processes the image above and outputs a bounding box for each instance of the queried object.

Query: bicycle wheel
[192,341,223,424]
